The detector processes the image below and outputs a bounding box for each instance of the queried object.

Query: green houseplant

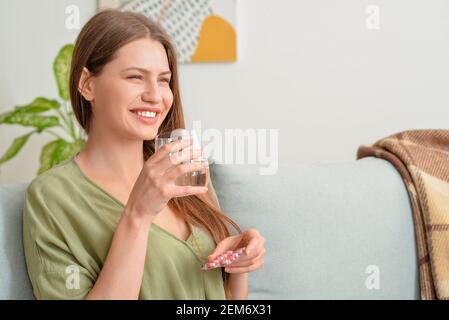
[0,44,85,175]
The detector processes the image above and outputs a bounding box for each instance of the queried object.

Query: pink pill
[202,247,247,270]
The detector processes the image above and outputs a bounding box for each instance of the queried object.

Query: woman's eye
[159,78,170,83]
[128,75,143,80]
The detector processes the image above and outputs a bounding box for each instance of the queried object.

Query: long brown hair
[69,9,241,298]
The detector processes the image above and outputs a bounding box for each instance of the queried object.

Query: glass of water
[155,129,209,187]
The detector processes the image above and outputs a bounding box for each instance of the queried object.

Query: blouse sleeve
[22,180,95,299]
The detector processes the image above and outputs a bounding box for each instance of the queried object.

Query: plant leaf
[53,44,74,101]
[0,111,9,124]
[38,140,59,174]
[2,113,59,132]
[38,139,84,175]
[52,139,84,164]
[14,97,60,114]
[0,132,33,165]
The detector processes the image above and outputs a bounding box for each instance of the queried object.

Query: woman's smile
[129,108,160,125]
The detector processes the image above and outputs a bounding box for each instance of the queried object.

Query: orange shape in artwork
[191,15,237,62]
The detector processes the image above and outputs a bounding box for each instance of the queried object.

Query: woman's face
[87,38,173,141]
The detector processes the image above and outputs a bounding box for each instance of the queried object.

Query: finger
[230,243,265,267]
[171,185,209,198]
[158,147,205,175]
[236,238,265,262]
[243,233,261,257]
[163,162,208,183]
[161,148,204,173]
[150,138,193,164]
[227,247,265,268]
[208,238,235,261]
[169,147,203,165]
[225,258,264,274]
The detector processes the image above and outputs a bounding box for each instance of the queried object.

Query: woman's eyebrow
[122,67,171,75]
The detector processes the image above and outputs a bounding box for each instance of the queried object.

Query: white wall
[1,0,449,183]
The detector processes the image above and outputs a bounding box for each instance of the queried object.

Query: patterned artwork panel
[98,0,237,63]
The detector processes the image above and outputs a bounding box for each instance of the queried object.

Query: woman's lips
[129,110,159,125]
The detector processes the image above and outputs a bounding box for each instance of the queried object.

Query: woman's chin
[134,128,159,141]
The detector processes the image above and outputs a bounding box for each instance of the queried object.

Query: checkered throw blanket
[357,129,449,300]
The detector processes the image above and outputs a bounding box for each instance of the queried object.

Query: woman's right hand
[125,138,208,219]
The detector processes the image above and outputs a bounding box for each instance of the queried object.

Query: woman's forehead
[111,38,170,71]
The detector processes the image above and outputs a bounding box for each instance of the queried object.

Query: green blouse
[22,156,226,300]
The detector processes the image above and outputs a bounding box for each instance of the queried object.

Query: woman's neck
[76,127,145,184]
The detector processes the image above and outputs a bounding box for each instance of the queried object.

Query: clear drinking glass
[155,129,209,187]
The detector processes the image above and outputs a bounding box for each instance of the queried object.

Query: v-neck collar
[152,222,195,244]
[70,154,126,208]
[69,155,195,244]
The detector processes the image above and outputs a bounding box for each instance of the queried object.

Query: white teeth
[135,111,156,118]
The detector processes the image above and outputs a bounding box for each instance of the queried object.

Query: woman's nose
[141,82,163,104]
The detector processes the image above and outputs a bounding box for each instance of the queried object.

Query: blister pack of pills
[201,247,246,270]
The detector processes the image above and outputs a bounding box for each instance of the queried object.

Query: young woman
[22,10,265,300]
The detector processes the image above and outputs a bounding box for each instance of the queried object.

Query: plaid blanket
[356,129,449,300]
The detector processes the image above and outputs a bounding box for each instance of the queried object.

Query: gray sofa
[0,157,419,299]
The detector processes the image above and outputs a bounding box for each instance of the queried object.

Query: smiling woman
[73,37,173,140]
[22,9,266,300]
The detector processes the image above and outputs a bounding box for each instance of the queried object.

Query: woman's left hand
[207,228,266,274]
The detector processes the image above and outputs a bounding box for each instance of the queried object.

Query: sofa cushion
[0,182,34,299]
[210,157,420,299]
